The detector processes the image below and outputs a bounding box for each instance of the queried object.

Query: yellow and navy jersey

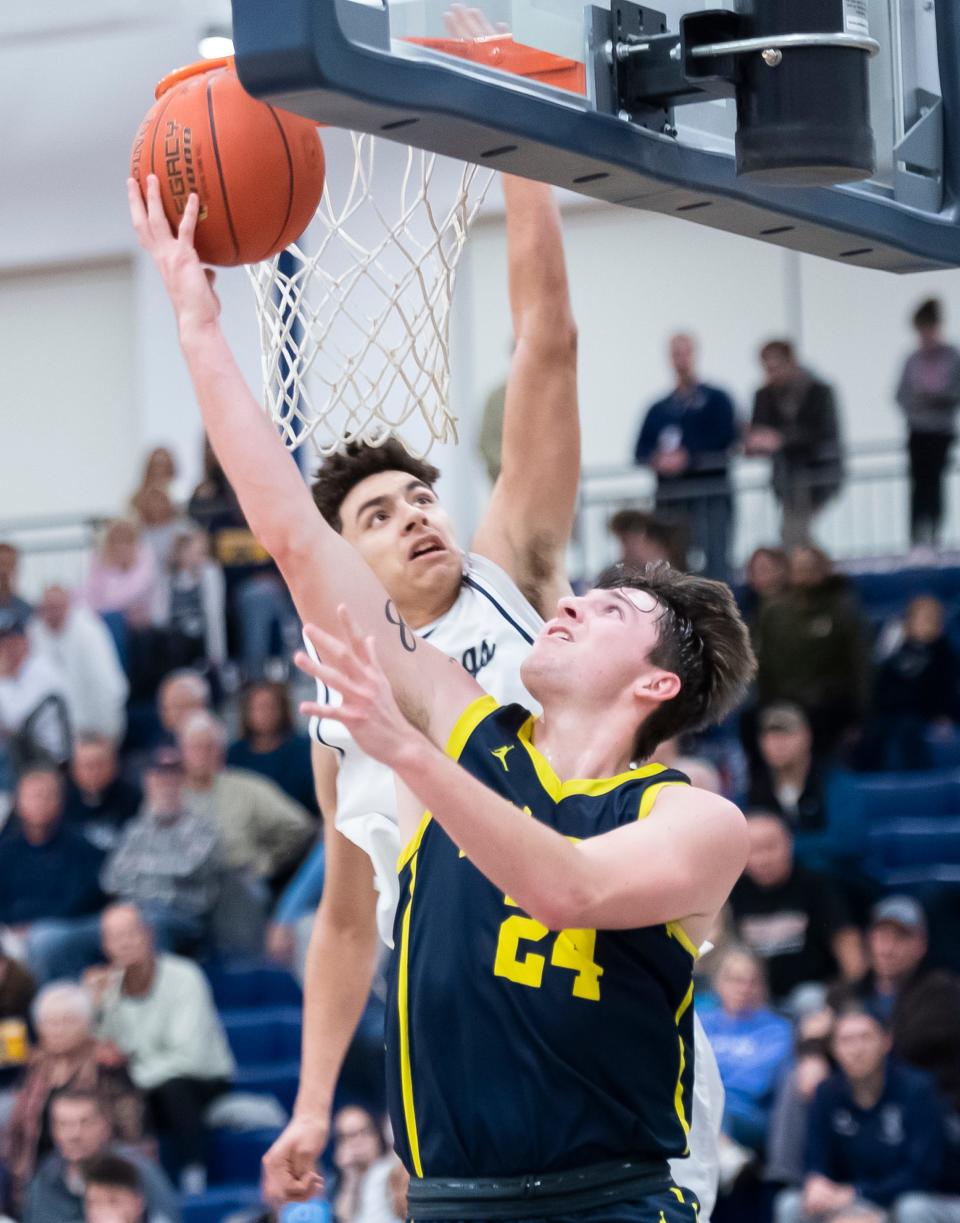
[385,695,699,1181]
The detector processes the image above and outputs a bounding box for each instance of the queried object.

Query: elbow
[514,314,578,362]
[525,869,596,933]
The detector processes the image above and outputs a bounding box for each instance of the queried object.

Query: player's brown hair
[311,440,441,532]
[594,562,756,762]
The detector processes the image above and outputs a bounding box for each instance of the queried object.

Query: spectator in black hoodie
[755,547,871,756]
[63,737,142,852]
[860,595,959,771]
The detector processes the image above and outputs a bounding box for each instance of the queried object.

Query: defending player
[128,173,728,1215]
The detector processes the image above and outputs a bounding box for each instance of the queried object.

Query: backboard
[231,0,960,273]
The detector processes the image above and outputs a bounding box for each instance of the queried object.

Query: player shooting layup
[129,162,743,1213]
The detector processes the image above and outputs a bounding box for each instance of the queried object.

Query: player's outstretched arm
[471,176,579,617]
[262,749,381,1205]
[296,610,747,933]
[128,175,477,744]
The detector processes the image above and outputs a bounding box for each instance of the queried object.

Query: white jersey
[308,552,542,945]
[307,550,722,1219]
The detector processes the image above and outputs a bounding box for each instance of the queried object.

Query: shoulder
[891,1060,940,1101]
[158,952,205,987]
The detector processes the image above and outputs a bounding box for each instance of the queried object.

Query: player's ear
[633,669,681,705]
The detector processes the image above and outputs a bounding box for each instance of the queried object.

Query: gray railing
[573,440,960,581]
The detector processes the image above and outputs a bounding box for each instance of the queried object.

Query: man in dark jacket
[774,1004,942,1223]
[0,767,105,983]
[755,548,871,755]
[635,332,738,580]
[748,340,843,548]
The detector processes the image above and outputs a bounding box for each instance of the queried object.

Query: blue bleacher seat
[208,1126,284,1186]
[232,1065,301,1113]
[207,961,302,1011]
[224,1008,302,1065]
[867,817,960,885]
[181,1185,262,1223]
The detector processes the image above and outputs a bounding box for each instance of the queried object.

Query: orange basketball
[130,58,325,267]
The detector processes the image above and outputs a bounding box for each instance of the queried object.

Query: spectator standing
[700,946,793,1152]
[860,595,959,771]
[227,681,318,814]
[0,617,71,776]
[93,904,234,1195]
[101,748,221,952]
[29,586,129,743]
[896,298,960,548]
[748,704,829,837]
[0,543,31,634]
[131,446,184,508]
[477,380,506,485]
[153,528,227,675]
[180,712,313,890]
[131,488,184,574]
[755,546,871,755]
[747,341,843,548]
[730,812,865,1006]
[773,1005,942,1223]
[5,984,144,1212]
[22,1090,178,1223]
[634,333,738,580]
[64,737,142,853]
[0,768,105,982]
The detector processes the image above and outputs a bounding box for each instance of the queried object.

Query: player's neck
[532,702,637,780]
[394,587,459,630]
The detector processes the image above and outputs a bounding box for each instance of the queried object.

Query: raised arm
[296,611,747,936]
[128,176,478,744]
[471,176,579,617]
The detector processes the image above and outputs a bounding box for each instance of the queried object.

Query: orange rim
[155,56,234,100]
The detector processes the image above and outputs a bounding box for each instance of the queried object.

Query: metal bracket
[894,90,945,213]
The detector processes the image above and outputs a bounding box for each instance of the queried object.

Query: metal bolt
[616,40,651,61]
[618,109,633,122]
[670,43,682,62]
[663,123,678,138]
[603,39,614,64]
[761,47,783,67]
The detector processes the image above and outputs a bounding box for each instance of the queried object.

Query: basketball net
[247,131,494,459]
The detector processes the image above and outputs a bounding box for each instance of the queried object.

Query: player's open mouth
[409,536,446,561]
[545,625,574,642]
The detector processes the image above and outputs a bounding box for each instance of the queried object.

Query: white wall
[3,2,960,557]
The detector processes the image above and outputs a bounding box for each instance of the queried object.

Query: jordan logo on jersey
[461,639,496,678]
[491,745,514,772]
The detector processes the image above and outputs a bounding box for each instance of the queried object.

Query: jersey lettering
[461,639,497,677]
[493,899,603,1001]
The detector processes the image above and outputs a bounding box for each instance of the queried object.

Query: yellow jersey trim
[446,694,500,761]
[395,695,499,871]
[673,980,695,1145]
[637,779,685,821]
[397,809,433,873]
[638,781,701,962]
[397,856,424,1177]
[516,716,668,800]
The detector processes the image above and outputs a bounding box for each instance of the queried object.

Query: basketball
[130,58,325,267]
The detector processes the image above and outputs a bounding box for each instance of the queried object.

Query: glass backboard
[231,0,960,272]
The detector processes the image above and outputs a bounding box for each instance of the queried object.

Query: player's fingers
[178,191,200,246]
[464,7,492,37]
[336,603,372,660]
[126,178,150,241]
[144,174,174,240]
[301,623,356,671]
[291,652,354,696]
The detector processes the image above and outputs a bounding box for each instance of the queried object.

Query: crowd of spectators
[3,318,960,1223]
[0,440,324,1218]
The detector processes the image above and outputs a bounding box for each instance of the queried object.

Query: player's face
[339,470,462,612]
[523,587,670,705]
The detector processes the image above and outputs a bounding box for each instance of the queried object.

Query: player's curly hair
[311,440,441,532]
[594,561,756,762]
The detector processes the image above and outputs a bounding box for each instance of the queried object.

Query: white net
[247,131,494,459]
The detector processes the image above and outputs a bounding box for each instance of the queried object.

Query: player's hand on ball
[295,606,422,768]
[262,1113,327,1205]
[127,174,222,337]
